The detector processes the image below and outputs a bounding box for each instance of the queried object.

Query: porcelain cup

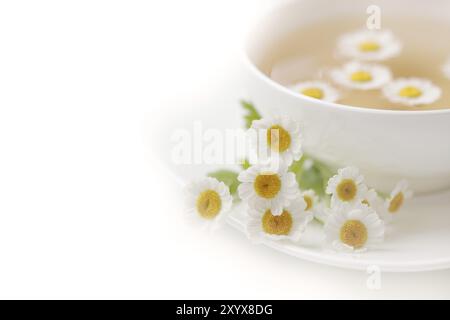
[242,0,450,193]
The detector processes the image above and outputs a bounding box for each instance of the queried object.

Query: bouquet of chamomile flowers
[185,102,413,253]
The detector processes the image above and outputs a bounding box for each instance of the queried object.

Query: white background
[0,0,449,299]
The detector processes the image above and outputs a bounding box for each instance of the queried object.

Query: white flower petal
[289,81,340,102]
[383,78,441,107]
[324,203,385,252]
[249,116,303,167]
[184,177,233,231]
[245,197,312,243]
[326,166,368,206]
[337,29,402,61]
[238,163,300,216]
[331,61,392,90]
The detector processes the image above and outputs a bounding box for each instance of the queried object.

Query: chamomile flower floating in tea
[326,166,368,206]
[302,189,327,223]
[383,78,442,107]
[246,198,313,243]
[250,116,302,166]
[337,29,402,62]
[290,81,340,102]
[330,61,392,90]
[238,163,299,216]
[185,177,232,229]
[324,204,385,253]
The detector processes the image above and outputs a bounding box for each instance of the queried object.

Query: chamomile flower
[302,190,319,212]
[326,167,368,206]
[250,116,302,166]
[302,190,327,223]
[238,163,299,215]
[337,29,402,61]
[361,189,382,208]
[185,177,233,229]
[246,198,313,243]
[330,61,392,90]
[290,81,340,102]
[443,59,450,79]
[374,181,413,224]
[385,180,413,215]
[324,203,385,252]
[383,78,442,107]
[361,189,390,222]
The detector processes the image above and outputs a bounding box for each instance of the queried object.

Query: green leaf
[298,164,325,196]
[314,159,335,192]
[292,156,335,197]
[241,159,251,170]
[208,170,240,195]
[241,100,261,129]
[289,157,306,175]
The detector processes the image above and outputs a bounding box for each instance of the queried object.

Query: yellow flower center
[301,87,324,99]
[254,174,281,199]
[340,220,368,249]
[262,209,293,236]
[362,199,370,206]
[350,71,373,82]
[359,41,381,52]
[336,179,358,202]
[304,195,313,211]
[399,86,422,98]
[388,192,404,213]
[267,125,291,153]
[196,190,222,219]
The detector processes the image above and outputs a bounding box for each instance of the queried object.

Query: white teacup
[242,0,450,194]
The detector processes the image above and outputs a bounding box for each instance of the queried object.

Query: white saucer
[154,99,450,272]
